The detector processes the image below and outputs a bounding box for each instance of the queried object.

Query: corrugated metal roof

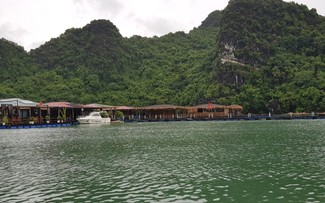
[0,98,38,107]
[45,102,79,108]
[227,105,244,110]
[81,103,115,109]
[140,105,185,110]
[0,98,243,112]
[115,106,136,110]
[190,104,226,109]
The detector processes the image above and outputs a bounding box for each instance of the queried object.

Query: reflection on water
[0,120,324,202]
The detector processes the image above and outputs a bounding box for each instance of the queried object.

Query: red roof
[190,104,226,109]
[45,102,78,108]
[227,105,243,110]
[140,104,185,110]
[115,106,135,110]
[81,103,114,109]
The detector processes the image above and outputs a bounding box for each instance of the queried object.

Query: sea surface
[0,120,324,202]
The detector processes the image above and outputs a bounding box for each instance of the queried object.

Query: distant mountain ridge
[0,0,324,113]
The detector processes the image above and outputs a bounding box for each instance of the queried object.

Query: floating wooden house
[187,104,227,119]
[115,103,243,121]
[44,102,80,123]
[183,103,242,119]
[135,105,187,120]
[0,98,48,126]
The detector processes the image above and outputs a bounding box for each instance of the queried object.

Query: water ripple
[0,120,325,202]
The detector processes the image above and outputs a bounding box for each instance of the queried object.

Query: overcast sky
[0,0,324,51]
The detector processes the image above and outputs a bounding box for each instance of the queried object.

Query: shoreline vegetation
[1,0,324,115]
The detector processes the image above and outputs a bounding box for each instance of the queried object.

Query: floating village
[0,98,324,129]
[0,98,243,129]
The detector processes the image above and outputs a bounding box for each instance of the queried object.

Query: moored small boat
[77,112,111,124]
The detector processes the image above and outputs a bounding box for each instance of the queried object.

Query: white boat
[77,112,111,124]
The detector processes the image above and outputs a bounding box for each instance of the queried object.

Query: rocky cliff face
[217,0,324,67]
[220,43,240,64]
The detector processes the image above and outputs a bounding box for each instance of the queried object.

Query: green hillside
[0,38,39,98]
[0,0,324,113]
[216,0,325,113]
[27,19,219,105]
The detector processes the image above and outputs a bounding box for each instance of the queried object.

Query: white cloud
[0,0,324,51]
[74,0,125,16]
[135,17,180,36]
[0,23,29,46]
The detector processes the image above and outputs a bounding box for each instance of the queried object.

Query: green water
[0,120,324,202]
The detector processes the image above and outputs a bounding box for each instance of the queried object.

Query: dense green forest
[0,0,324,113]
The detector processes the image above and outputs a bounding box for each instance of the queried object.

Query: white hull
[77,112,111,124]
[77,118,111,124]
